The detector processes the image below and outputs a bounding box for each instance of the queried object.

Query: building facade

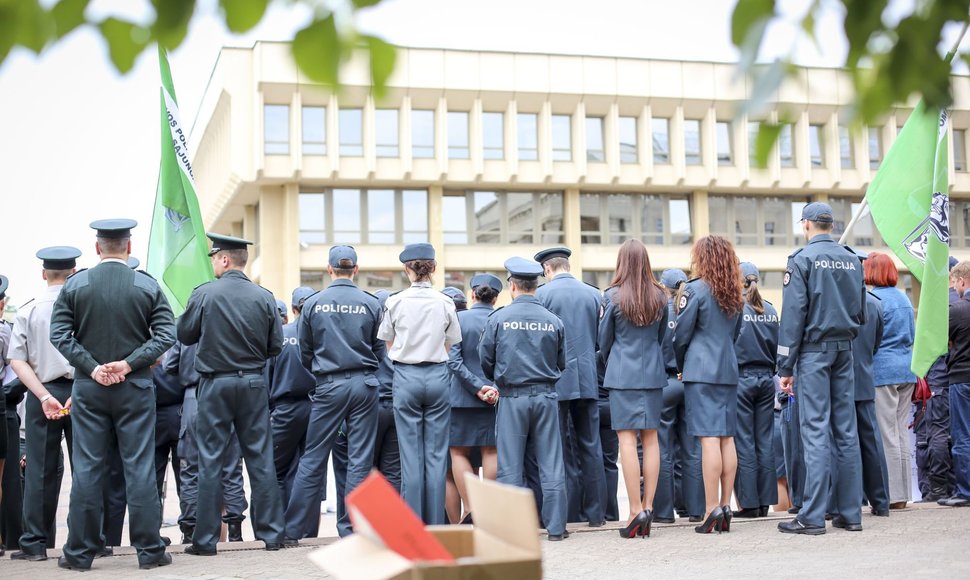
[190,42,970,305]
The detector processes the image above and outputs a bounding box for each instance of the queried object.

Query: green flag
[866,101,950,377]
[147,46,214,316]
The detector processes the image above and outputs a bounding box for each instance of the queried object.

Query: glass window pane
[839,126,853,169]
[448,111,469,159]
[375,109,399,157]
[368,189,396,243]
[402,190,428,243]
[791,200,808,246]
[474,191,501,243]
[339,109,363,157]
[518,113,538,161]
[551,115,571,161]
[443,194,468,244]
[954,129,966,172]
[716,121,732,165]
[538,192,563,243]
[779,124,794,168]
[669,198,692,245]
[412,109,435,159]
[299,193,326,244]
[302,106,326,155]
[483,112,504,160]
[300,269,332,291]
[619,116,637,164]
[332,188,361,243]
[652,118,669,164]
[607,194,634,244]
[507,192,535,243]
[359,271,411,293]
[264,104,289,155]
[762,197,789,246]
[708,195,728,236]
[586,117,604,162]
[684,119,701,165]
[733,197,758,245]
[869,127,882,169]
[641,195,664,245]
[810,124,825,167]
[579,193,602,243]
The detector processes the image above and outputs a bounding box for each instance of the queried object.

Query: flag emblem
[902,191,950,263]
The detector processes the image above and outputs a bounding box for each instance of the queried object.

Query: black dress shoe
[228,522,243,542]
[57,556,91,571]
[184,544,217,556]
[778,519,825,535]
[459,513,474,525]
[938,496,970,507]
[688,515,703,523]
[733,507,761,518]
[10,551,47,561]
[870,507,890,517]
[787,506,800,514]
[282,537,300,546]
[161,536,172,546]
[759,505,770,517]
[180,526,194,545]
[96,546,113,558]
[831,516,862,531]
[588,519,605,528]
[265,543,283,551]
[547,530,570,541]
[653,516,675,524]
[139,553,173,570]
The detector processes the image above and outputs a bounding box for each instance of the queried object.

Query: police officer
[152,353,183,539]
[0,274,11,557]
[265,286,316,507]
[7,247,79,561]
[0,274,24,556]
[442,287,468,312]
[50,219,174,570]
[654,268,705,523]
[777,202,866,535]
[178,233,285,555]
[284,246,382,540]
[534,247,606,527]
[595,354,619,522]
[479,257,567,540]
[732,262,780,517]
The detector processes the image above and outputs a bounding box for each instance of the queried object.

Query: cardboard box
[309,473,542,580]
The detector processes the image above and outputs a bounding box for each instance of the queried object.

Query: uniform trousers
[19,381,72,555]
[334,397,400,537]
[949,383,970,500]
[914,386,954,498]
[794,349,862,527]
[194,373,283,551]
[656,376,704,519]
[734,369,778,509]
[780,393,805,508]
[874,383,916,503]
[496,385,566,535]
[101,437,127,546]
[284,372,378,539]
[270,397,311,507]
[0,402,24,551]
[392,362,451,525]
[178,386,247,535]
[155,403,181,519]
[62,377,166,568]
[559,398,606,524]
[597,397,619,521]
[830,400,890,514]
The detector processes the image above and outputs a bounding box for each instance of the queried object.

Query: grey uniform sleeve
[478,318,498,382]
[556,323,566,372]
[125,287,176,372]
[371,307,388,364]
[777,257,809,377]
[449,341,485,396]
[597,300,616,364]
[267,301,284,358]
[299,308,314,370]
[177,290,204,346]
[672,288,698,373]
[657,304,669,346]
[163,341,182,375]
[50,287,100,377]
[0,322,11,366]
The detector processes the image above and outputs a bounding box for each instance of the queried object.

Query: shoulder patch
[783,269,792,286]
[678,293,689,310]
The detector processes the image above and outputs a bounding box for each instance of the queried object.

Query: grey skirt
[448,406,497,447]
[608,388,662,431]
[684,381,738,437]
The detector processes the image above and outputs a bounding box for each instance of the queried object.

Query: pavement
[4,503,968,579]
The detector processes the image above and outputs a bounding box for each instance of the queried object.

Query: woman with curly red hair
[673,235,744,534]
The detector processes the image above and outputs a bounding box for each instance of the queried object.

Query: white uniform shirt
[378,282,462,364]
[8,285,74,382]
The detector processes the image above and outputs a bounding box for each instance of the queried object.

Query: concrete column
[564,187,583,275]
[691,189,710,241]
[428,184,445,288]
[255,184,296,299]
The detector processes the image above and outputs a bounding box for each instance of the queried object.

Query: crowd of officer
[0,201,968,571]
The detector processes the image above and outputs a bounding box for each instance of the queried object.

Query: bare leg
[719,437,738,507]
[617,430,642,523]
[640,430,660,512]
[450,447,473,517]
[481,446,498,481]
[774,477,791,513]
[445,468,461,524]
[699,436,722,516]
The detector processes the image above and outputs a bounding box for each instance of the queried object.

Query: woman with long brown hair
[598,239,668,538]
[673,235,744,534]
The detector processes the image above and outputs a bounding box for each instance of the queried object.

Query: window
[338,109,363,157]
[298,189,428,244]
[580,193,692,245]
[482,112,504,160]
[652,117,670,164]
[716,121,732,165]
[302,106,326,155]
[830,197,883,247]
[619,116,637,164]
[300,269,410,293]
[375,109,399,157]
[839,126,854,169]
[264,104,289,154]
[448,111,469,159]
[809,124,825,167]
[517,113,538,161]
[869,127,883,169]
[441,191,563,244]
[748,121,760,167]
[586,116,605,162]
[779,124,794,168]
[684,119,702,165]
[551,115,571,161]
[955,129,967,172]
[709,195,810,247]
[412,109,435,159]
[953,200,970,247]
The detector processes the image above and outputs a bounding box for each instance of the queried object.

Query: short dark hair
[510,276,538,292]
[97,236,129,254]
[811,220,834,232]
[223,249,249,267]
[543,257,570,272]
[44,269,72,282]
[332,267,355,277]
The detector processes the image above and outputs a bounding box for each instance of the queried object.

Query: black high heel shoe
[619,511,648,539]
[721,505,733,532]
[639,510,654,538]
[694,507,724,534]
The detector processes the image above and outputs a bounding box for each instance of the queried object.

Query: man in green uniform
[50,219,175,571]
[178,233,285,555]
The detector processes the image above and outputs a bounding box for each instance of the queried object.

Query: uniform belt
[502,384,556,398]
[392,360,446,367]
[317,368,371,383]
[47,377,74,386]
[800,340,851,353]
[200,369,263,380]
[739,364,774,373]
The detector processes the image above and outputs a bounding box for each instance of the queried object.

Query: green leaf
[50,0,89,39]
[98,17,150,73]
[754,122,782,169]
[351,0,384,7]
[364,34,395,100]
[220,0,269,33]
[1,0,53,54]
[150,0,195,49]
[731,0,774,47]
[292,15,343,86]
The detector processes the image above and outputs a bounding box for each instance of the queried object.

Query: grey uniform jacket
[851,292,884,402]
[734,302,780,370]
[598,286,668,390]
[661,299,679,374]
[673,278,742,385]
[448,303,494,408]
[163,341,201,389]
[535,274,601,400]
[479,295,565,390]
[265,321,316,404]
[298,278,384,377]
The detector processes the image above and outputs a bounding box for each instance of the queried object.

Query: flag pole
[838,18,970,246]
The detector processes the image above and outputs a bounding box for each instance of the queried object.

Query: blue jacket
[674,278,742,385]
[852,292,884,401]
[734,301,779,369]
[536,273,601,400]
[479,295,565,389]
[265,320,316,404]
[661,299,679,374]
[162,341,201,388]
[871,285,916,386]
[298,279,385,376]
[598,287,668,390]
[448,303,494,407]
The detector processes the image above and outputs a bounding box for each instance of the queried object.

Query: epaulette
[362,289,378,300]
[18,298,35,310]
[388,289,403,297]
[486,305,506,317]
[787,247,805,259]
[537,282,546,289]
[584,281,601,292]
[764,299,774,306]
[685,276,700,284]
[135,269,156,280]
[192,280,212,291]
[66,268,88,279]
[867,290,881,301]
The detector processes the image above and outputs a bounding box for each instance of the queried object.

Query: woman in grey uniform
[378,243,462,525]
[673,235,744,534]
[732,262,779,518]
[598,240,668,538]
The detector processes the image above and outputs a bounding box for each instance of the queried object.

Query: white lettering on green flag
[147,46,214,317]
[866,101,950,377]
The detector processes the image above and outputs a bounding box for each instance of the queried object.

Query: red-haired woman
[673,235,744,534]
[865,252,916,509]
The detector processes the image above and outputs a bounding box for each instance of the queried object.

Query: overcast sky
[0,0,958,304]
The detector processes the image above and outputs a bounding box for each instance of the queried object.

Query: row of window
[265,104,970,171]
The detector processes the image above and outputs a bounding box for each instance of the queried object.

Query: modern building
[189,42,970,305]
